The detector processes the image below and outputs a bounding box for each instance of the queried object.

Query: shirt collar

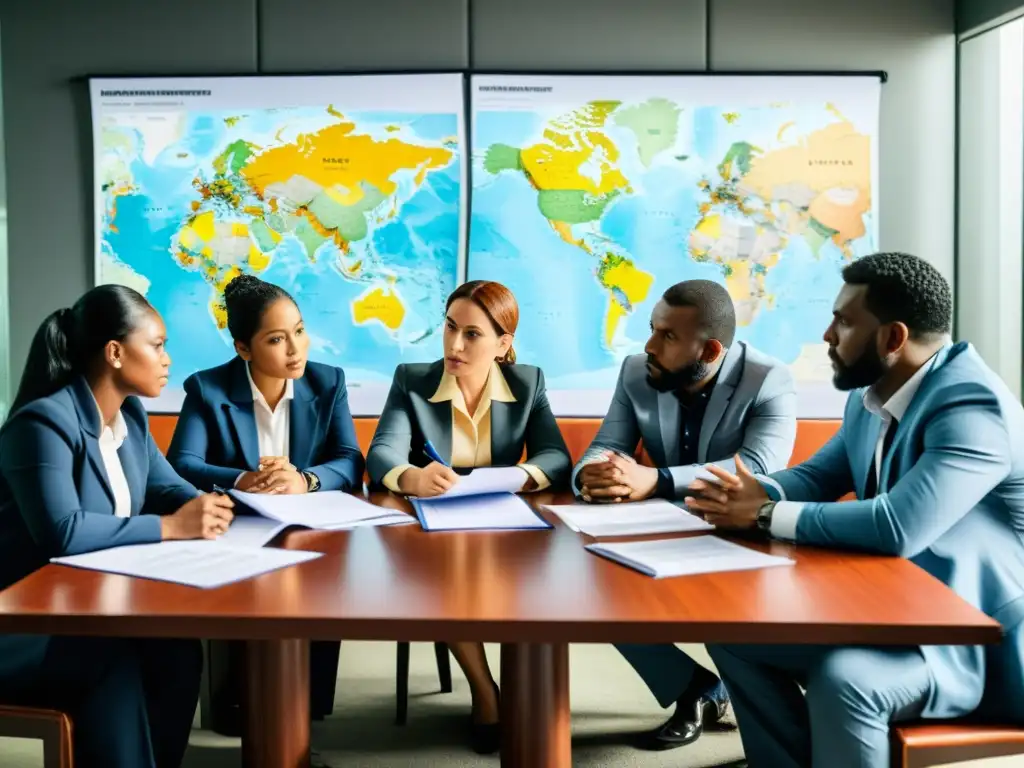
[429,361,516,415]
[863,351,940,422]
[91,394,128,447]
[245,362,294,411]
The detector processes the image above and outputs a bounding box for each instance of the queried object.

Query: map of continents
[98,106,461,395]
[469,99,875,392]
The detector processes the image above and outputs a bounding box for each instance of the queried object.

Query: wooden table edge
[0,615,1001,645]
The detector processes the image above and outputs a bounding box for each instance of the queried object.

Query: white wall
[957,19,1024,397]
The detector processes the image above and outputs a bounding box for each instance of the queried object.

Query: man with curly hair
[686,252,1024,768]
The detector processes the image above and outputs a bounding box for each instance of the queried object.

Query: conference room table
[0,490,1002,768]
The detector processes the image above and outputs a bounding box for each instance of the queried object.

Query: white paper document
[218,511,414,548]
[544,499,714,538]
[431,467,528,499]
[51,541,323,589]
[412,493,552,531]
[228,489,412,530]
[586,536,794,579]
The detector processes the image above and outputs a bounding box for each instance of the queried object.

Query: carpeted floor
[0,642,1016,767]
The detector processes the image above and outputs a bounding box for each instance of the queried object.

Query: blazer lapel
[289,376,319,469]
[656,391,680,466]
[861,417,884,496]
[424,398,453,464]
[69,377,115,508]
[872,344,953,493]
[420,360,454,465]
[117,433,146,516]
[226,358,260,470]
[698,344,742,461]
[489,400,514,465]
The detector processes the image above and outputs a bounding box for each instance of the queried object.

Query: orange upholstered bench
[891,722,1024,767]
[148,415,842,468]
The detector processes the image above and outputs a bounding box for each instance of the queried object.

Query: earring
[114,361,122,369]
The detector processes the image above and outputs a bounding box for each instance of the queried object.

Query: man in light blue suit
[573,280,798,750]
[687,252,1024,768]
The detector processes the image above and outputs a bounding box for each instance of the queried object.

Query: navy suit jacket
[167,357,365,493]
[0,376,198,686]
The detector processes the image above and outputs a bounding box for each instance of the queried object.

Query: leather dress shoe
[469,682,501,754]
[470,721,500,754]
[639,681,731,750]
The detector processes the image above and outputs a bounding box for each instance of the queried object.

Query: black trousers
[207,639,341,735]
[20,636,202,768]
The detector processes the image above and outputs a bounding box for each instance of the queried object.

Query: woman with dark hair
[0,284,235,768]
[166,272,363,730]
[367,279,571,753]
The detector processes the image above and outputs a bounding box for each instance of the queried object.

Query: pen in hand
[423,439,450,467]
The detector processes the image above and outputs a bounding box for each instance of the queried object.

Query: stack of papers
[50,490,413,588]
[51,541,322,589]
[586,536,794,579]
[410,467,552,531]
[224,489,413,546]
[544,499,714,538]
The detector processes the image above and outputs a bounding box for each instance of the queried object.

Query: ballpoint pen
[423,439,449,467]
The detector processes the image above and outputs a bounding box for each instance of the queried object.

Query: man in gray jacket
[574,279,797,750]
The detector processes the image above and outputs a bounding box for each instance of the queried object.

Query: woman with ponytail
[367,280,570,753]
[0,285,234,768]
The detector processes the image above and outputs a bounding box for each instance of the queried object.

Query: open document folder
[586,535,794,579]
[408,467,552,531]
[222,489,414,547]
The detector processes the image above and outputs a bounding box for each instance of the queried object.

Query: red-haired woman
[367,280,571,753]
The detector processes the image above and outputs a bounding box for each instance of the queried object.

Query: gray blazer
[573,341,797,497]
[367,361,572,489]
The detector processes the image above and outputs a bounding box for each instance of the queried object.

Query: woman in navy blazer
[167,273,364,729]
[0,285,235,768]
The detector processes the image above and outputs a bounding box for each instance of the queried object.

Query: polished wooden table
[0,492,1002,768]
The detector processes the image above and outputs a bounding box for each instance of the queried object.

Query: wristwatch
[755,500,776,534]
[302,471,321,493]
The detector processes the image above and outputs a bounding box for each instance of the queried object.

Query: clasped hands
[235,455,308,495]
[579,449,769,531]
[579,451,659,502]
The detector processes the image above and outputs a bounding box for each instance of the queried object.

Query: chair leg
[395,642,410,725]
[435,642,452,693]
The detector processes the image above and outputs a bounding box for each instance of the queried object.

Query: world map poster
[92,72,879,417]
[91,74,466,413]
[469,74,880,417]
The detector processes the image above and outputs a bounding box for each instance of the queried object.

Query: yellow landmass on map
[352,286,405,331]
[248,243,271,271]
[212,268,245,328]
[741,121,871,245]
[241,122,453,206]
[599,257,654,348]
[520,102,630,196]
[189,211,216,243]
[809,188,869,244]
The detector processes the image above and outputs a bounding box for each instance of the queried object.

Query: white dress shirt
[247,363,294,459]
[94,399,131,518]
[768,352,940,540]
